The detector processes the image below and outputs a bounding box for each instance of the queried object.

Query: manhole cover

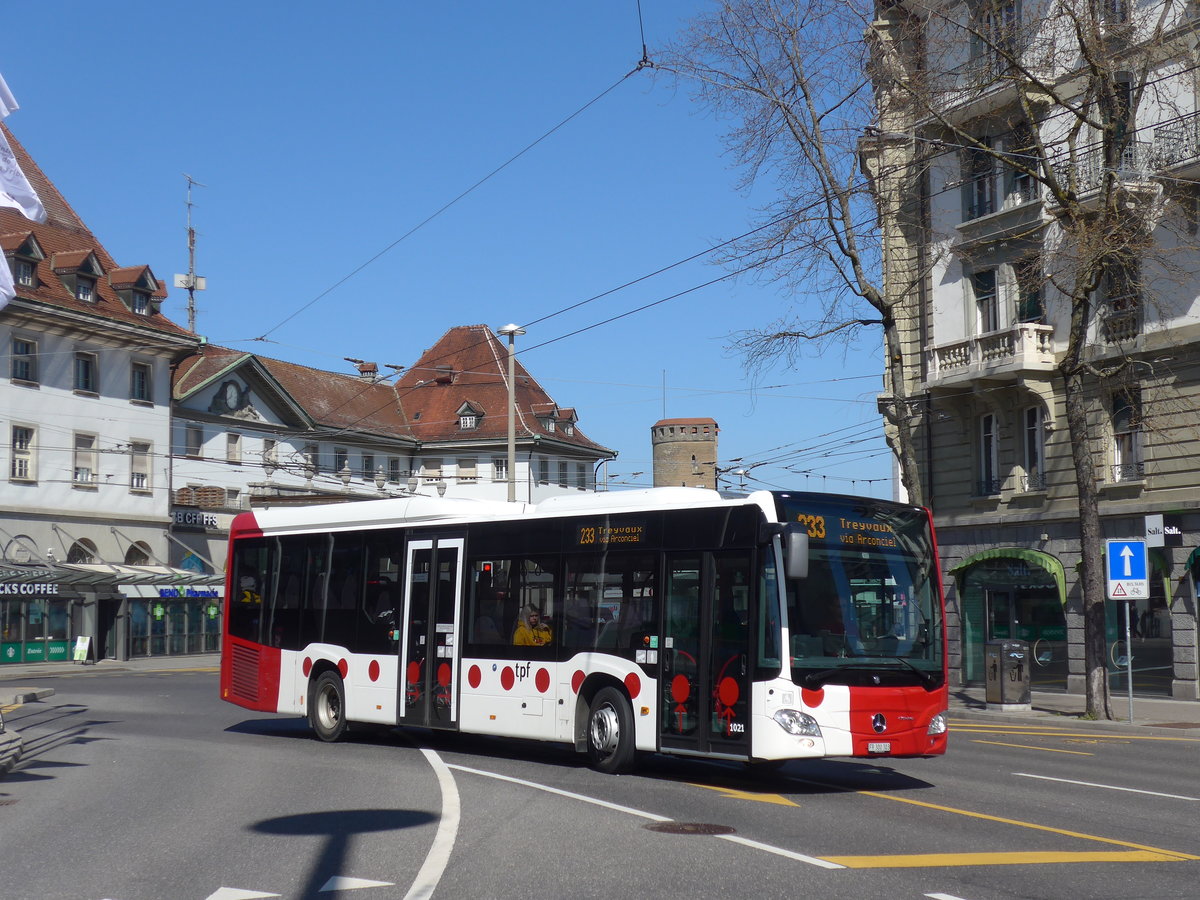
[644,822,735,836]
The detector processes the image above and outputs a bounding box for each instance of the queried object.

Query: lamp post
[497,324,525,503]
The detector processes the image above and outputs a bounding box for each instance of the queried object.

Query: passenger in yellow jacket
[513,608,552,646]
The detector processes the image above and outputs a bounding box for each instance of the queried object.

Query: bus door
[400,534,464,730]
[660,552,752,758]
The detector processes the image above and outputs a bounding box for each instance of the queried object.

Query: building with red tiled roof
[1,124,208,666]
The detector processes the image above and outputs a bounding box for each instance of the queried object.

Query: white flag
[0,72,46,311]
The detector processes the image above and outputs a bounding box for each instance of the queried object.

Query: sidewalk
[948,685,1200,732]
[0,653,220,776]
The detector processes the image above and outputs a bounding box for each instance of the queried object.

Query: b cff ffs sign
[1106,539,1149,600]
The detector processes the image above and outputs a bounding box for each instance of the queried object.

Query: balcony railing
[1111,461,1144,482]
[1051,141,1151,194]
[974,477,1004,497]
[1022,471,1046,492]
[926,323,1055,387]
[1100,294,1141,343]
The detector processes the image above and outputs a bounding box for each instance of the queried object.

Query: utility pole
[173,174,207,334]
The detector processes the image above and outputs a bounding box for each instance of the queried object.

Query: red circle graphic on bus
[624,672,641,699]
[302,657,312,677]
[368,660,380,682]
[338,658,349,678]
[670,673,690,704]
[801,686,825,707]
[501,666,515,691]
[468,664,482,688]
[407,661,422,684]
[718,677,739,708]
[535,668,550,693]
[437,663,452,687]
[571,670,585,693]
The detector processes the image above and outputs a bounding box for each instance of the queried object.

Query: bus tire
[310,671,348,742]
[586,686,635,774]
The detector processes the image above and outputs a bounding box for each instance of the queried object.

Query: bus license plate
[868,742,891,754]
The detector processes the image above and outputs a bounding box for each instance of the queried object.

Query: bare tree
[667,0,1199,717]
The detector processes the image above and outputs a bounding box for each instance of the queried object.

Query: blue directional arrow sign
[1106,539,1148,599]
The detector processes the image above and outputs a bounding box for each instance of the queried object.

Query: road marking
[204,889,280,900]
[321,876,395,891]
[403,748,460,900]
[688,782,800,806]
[1014,772,1200,802]
[826,850,1185,868]
[970,739,1093,756]
[926,894,971,900]
[448,764,842,869]
[952,725,1200,742]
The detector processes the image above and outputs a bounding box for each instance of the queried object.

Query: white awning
[0,562,224,589]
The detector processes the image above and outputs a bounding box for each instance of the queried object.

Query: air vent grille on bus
[230,642,261,703]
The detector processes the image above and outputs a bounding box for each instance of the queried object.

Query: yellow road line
[852,789,1200,860]
[970,739,1093,756]
[952,726,1200,742]
[824,850,1188,868]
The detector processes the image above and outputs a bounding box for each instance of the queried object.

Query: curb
[0,729,21,776]
[4,687,56,706]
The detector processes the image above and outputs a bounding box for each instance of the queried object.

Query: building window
[492,456,508,482]
[10,425,35,481]
[538,458,550,484]
[74,351,99,394]
[131,292,150,315]
[457,458,477,482]
[421,457,443,481]
[14,258,34,287]
[557,461,569,487]
[1101,252,1141,342]
[362,453,376,479]
[130,362,152,402]
[262,438,278,468]
[971,0,1019,76]
[73,433,98,486]
[185,425,203,458]
[226,488,241,508]
[227,433,242,464]
[388,457,402,483]
[1022,406,1045,491]
[11,337,37,383]
[564,423,574,436]
[1015,257,1044,323]
[1112,389,1143,481]
[302,443,319,475]
[334,447,349,476]
[575,462,588,489]
[962,138,995,219]
[459,414,477,430]
[75,276,95,302]
[972,269,999,333]
[130,442,151,492]
[977,413,1000,495]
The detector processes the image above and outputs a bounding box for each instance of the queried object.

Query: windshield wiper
[800,659,940,690]
[890,655,942,689]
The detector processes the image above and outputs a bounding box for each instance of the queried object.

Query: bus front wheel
[310,671,348,742]
[587,687,635,774]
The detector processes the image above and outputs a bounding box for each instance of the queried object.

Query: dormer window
[460,414,477,430]
[455,403,482,431]
[14,259,34,287]
[108,265,162,315]
[76,276,95,302]
[132,292,150,315]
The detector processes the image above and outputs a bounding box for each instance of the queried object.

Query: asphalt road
[1,667,1198,900]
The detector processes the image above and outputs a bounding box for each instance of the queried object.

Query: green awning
[948,548,1066,603]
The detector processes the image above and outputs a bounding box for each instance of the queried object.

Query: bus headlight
[927,712,948,735]
[773,709,822,738]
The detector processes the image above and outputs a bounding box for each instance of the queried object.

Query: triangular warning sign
[1112,583,1127,597]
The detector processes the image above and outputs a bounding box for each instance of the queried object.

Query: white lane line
[447,763,843,869]
[1014,772,1200,802]
[926,894,972,900]
[403,748,461,900]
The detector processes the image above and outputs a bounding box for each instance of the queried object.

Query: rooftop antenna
[173,174,207,333]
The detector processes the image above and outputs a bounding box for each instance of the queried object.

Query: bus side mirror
[783,525,809,580]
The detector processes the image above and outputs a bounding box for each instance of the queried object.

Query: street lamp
[497,323,525,503]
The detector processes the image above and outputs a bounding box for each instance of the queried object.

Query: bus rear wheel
[587,687,635,774]
[310,671,348,742]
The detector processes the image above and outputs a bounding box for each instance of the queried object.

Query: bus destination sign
[795,513,898,549]
[577,522,645,547]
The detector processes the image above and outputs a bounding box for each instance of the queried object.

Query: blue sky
[4,1,892,496]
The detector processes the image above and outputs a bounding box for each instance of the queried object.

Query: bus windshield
[775,494,944,688]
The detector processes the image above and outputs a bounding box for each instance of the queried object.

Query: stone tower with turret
[651,418,718,489]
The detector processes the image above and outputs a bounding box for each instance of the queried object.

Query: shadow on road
[251,808,437,899]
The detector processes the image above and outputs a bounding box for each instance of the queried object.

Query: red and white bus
[220,487,948,772]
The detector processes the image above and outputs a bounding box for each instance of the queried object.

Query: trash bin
[984,640,1031,708]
